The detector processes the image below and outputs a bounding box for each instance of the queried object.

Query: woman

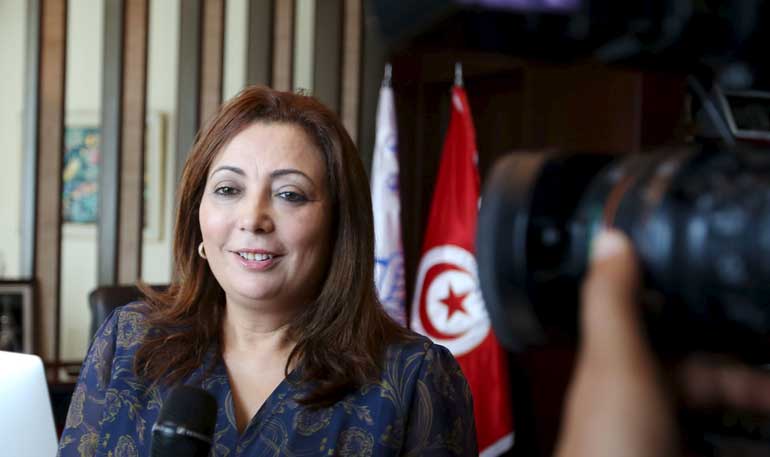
[58,86,477,456]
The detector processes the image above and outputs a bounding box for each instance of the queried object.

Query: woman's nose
[238,193,275,233]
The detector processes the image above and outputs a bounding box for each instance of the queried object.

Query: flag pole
[454,62,463,87]
[383,63,393,88]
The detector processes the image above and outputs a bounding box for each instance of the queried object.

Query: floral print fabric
[58,304,478,456]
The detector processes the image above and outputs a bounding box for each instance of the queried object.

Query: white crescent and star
[411,245,491,356]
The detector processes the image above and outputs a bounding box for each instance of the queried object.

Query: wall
[0,0,27,279]
[59,0,104,361]
[222,0,247,102]
[59,0,184,360]
[293,0,315,92]
[0,0,184,360]
[140,0,180,288]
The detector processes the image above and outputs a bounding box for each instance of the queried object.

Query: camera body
[423,0,770,359]
[477,144,770,359]
[371,0,770,452]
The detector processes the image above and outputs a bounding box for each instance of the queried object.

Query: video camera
[477,134,770,359]
[398,0,770,360]
[372,0,770,452]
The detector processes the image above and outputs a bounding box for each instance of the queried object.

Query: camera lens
[477,145,770,359]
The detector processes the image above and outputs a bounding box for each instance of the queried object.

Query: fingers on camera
[581,229,644,355]
[677,356,770,413]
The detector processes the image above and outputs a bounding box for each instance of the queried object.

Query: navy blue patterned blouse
[57,304,477,456]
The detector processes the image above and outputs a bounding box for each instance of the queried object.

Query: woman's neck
[221,303,295,356]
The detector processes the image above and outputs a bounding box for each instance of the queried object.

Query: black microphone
[151,385,217,457]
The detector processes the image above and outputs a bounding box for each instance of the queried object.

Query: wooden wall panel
[340,0,361,144]
[118,0,149,284]
[199,0,225,129]
[99,0,123,285]
[175,0,203,185]
[272,0,294,91]
[523,64,643,154]
[36,0,67,360]
[175,0,225,191]
[357,0,385,168]
[246,0,274,87]
[100,0,150,285]
[641,72,687,148]
[313,0,342,113]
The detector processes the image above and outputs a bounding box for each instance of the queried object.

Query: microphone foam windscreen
[157,385,218,437]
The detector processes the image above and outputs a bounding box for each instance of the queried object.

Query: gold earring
[198,242,207,259]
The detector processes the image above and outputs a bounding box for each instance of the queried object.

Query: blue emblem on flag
[374,252,406,325]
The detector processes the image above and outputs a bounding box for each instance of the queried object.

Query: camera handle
[687,71,736,147]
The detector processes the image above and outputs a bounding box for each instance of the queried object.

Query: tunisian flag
[410,85,514,456]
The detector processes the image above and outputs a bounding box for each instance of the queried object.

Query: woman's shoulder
[375,333,478,454]
[114,301,153,348]
[385,332,453,360]
[95,301,153,350]
[382,333,463,382]
[77,301,154,392]
[99,300,151,324]
[115,300,152,317]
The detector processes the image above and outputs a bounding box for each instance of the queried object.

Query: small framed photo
[0,280,34,353]
[62,111,167,240]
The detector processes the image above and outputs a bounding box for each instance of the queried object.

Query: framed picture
[62,111,167,240]
[0,280,34,353]
[62,116,100,224]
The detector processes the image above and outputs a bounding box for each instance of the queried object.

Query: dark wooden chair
[87,284,166,337]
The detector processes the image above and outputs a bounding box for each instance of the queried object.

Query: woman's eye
[214,186,239,196]
[276,191,307,203]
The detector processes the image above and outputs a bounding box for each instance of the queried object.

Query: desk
[49,381,76,436]
[46,360,81,437]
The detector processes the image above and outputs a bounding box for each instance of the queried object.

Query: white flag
[371,82,406,326]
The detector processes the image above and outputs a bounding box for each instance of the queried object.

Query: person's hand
[554,229,770,457]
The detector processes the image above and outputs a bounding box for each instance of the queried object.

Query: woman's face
[199,122,332,313]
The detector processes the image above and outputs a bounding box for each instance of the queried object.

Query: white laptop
[0,351,59,456]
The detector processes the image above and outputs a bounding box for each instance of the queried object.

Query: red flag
[411,86,514,455]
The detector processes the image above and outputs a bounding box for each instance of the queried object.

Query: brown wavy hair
[135,86,413,406]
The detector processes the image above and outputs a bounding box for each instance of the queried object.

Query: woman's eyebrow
[210,165,245,177]
[270,168,314,185]
[209,166,315,186]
